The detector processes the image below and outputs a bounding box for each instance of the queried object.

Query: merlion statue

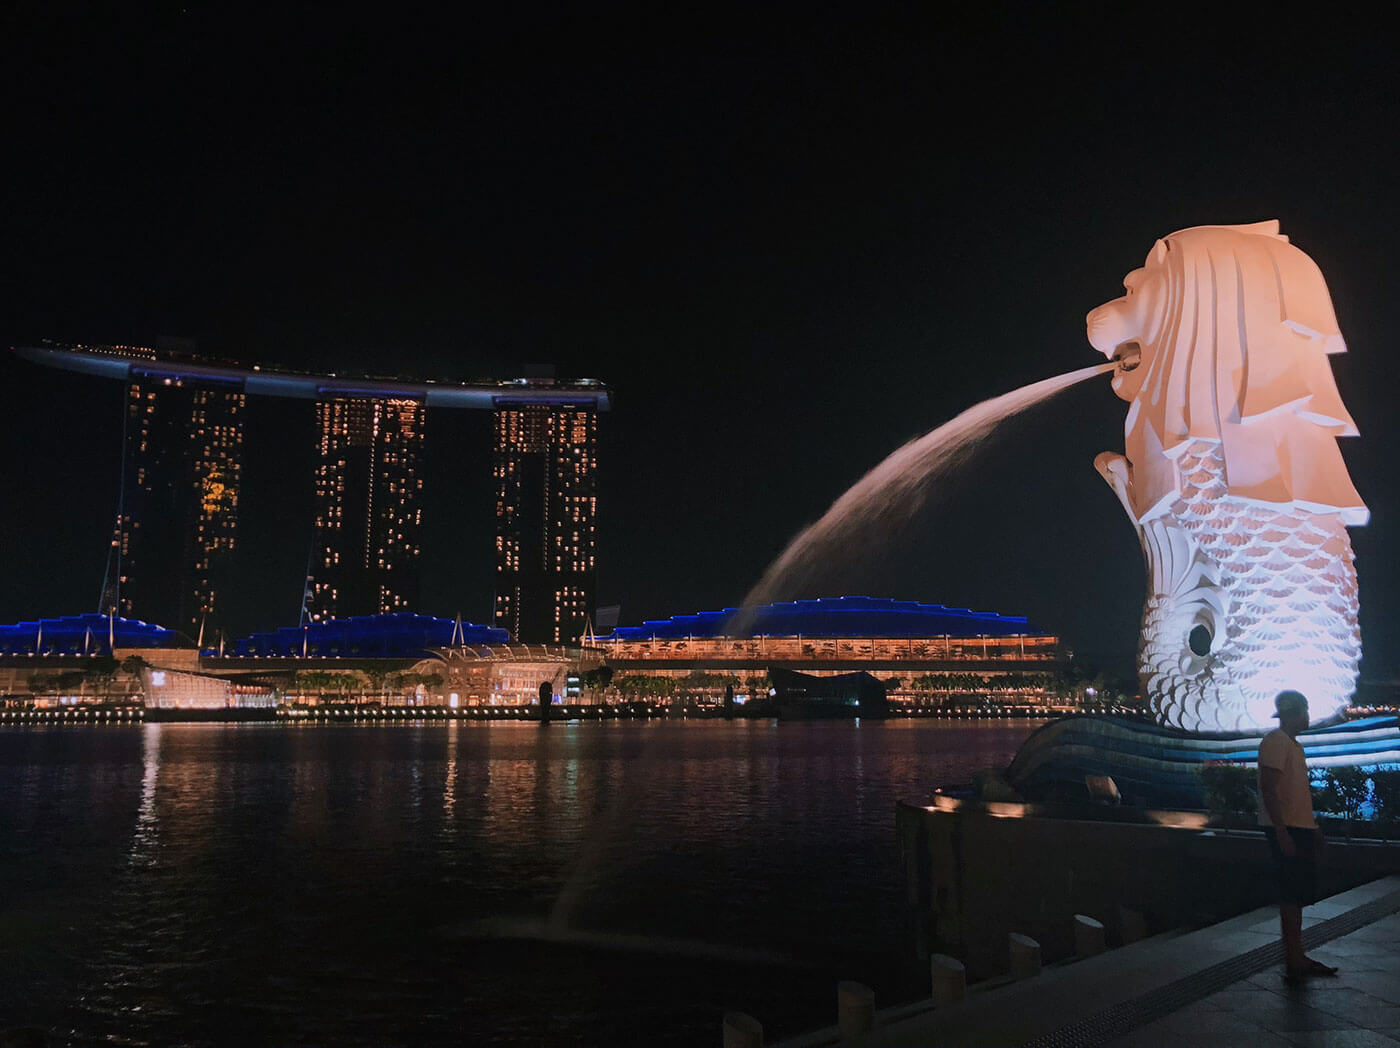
[1087,221,1367,732]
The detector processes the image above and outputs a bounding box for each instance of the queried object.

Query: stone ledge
[774,876,1400,1048]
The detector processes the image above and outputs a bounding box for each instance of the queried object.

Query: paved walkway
[1106,912,1400,1047]
[775,876,1400,1048]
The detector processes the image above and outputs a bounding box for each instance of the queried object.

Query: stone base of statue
[1004,714,1400,809]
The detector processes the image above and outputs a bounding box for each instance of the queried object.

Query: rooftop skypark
[13,342,612,409]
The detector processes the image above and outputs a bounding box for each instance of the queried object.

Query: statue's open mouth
[1113,342,1142,372]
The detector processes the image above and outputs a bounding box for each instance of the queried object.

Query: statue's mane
[1125,221,1367,526]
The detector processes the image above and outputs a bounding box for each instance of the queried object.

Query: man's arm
[1260,766,1297,856]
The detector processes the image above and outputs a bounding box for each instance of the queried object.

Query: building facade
[106,362,244,640]
[493,404,598,644]
[306,397,425,621]
[223,614,582,707]
[595,596,1069,708]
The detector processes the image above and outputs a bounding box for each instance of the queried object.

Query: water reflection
[442,719,458,823]
[0,718,1040,1047]
[130,721,161,866]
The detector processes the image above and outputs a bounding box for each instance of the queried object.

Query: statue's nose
[1086,304,1122,356]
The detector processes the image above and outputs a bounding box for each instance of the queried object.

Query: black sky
[2,6,1397,678]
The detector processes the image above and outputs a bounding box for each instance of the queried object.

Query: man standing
[1257,690,1337,983]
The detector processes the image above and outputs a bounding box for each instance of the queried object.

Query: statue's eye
[1188,625,1213,657]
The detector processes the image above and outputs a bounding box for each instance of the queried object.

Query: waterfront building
[306,397,425,620]
[0,613,177,707]
[91,345,245,639]
[223,614,582,708]
[595,596,1069,708]
[493,402,598,645]
[1,612,590,710]
[142,667,278,711]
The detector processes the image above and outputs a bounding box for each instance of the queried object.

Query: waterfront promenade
[0,704,1059,725]
[776,876,1400,1047]
[1107,909,1400,1046]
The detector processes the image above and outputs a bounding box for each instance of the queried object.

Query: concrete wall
[898,800,1400,979]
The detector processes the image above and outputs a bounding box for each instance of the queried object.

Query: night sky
[2,8,1397,678]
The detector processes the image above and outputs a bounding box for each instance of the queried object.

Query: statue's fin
[1094,452,1137,524]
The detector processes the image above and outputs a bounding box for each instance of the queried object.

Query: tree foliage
[1198,762,1257,818]
[393,672,444,691]
[612,675,677,699]
[580,665,614,690]
[1370,767,1400,824]
[294,670,363,694]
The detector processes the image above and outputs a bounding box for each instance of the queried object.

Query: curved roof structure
[228,613,509,657]
[14,343,611,411]
[0,613,178,655]
[600,596,1045,641]
[430,644,574,663]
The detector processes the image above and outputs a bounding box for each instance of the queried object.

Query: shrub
[1326,767,1372,820]
[1311,771,1345,816]
[1367,766,1400,824]
[1199,762,1256,819]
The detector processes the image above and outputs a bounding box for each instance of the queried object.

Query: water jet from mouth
[1113,341,1142,372]
[732,360,1118,630]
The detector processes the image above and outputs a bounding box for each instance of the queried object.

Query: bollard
[1118,905,1148,945]
[837,981,875,1039]
[930,953,965,1005]
[1073,914,1106,957]
[1008,932,1041,979]
[722,1011,763,1048]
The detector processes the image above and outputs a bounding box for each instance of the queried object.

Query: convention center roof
[228,613,510,658]
[599,596,1045,641]
[0,613,178,655]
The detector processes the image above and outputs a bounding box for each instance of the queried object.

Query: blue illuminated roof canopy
[0,613,178,656]
[229,613,509,657]
[600,596,1046,641]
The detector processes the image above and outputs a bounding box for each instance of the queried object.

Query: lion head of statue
[1086,220,1366,526]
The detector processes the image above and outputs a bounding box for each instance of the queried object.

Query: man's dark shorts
[1264,826,1320,905]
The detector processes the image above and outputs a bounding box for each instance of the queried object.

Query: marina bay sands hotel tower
[14,343,610,645]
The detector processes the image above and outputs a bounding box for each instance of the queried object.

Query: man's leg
[1280,901,1305,972]
[1281,830,1338,979]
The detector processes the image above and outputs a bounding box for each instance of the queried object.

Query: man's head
[1272,690,1310,735]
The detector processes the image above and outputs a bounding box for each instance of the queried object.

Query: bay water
[0,719,1039,1045]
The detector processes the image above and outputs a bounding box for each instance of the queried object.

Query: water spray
[733,359,1119,628]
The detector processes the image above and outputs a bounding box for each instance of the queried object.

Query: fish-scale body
[1137,442,1359,732]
